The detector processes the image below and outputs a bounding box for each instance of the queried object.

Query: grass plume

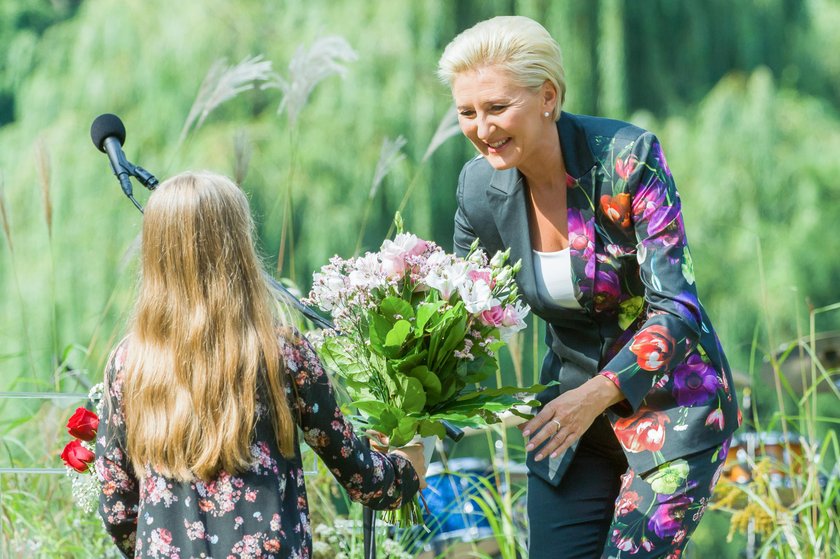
[232,130,252,186]
[385,108,462,240]
[177,55,273,147]
[421,107,461,164]
[34,140,52,238]
[34,139,61,376]
[354,135,407,254]
[263,36,357,127]
[266,35,356,276]
[0,171,13,254]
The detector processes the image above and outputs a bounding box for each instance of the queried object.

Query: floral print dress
[95,328,419,559]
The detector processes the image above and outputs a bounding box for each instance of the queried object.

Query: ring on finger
[551,418,562,433]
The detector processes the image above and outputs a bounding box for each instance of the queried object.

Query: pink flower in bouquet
[498,302,529,341]
[480,305,505,327]
[380,233,428,278]
[468,269,495,289]
[67,407,99,441]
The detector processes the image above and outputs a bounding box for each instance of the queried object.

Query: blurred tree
[0,0,83,125]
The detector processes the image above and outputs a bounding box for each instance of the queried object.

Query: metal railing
[0,391,318,475]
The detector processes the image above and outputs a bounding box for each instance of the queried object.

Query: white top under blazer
[532,248,582,310]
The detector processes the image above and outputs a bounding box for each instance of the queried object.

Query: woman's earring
[544,111,550,118]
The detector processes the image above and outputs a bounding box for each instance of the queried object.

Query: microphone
[90,114,159,197]
[90,114,133,196]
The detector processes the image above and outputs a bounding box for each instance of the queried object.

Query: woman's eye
[490,105,507,112]
[458,110,476,118]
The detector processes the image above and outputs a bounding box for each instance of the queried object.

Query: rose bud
[61,439,95,473]
[66,407,99,441]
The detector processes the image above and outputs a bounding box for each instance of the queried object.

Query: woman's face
[451,66,555,172]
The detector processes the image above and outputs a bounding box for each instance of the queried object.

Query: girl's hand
[391,443,427,489]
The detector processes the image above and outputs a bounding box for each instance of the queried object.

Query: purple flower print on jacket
[632,176,666,222]
[672,354,721,406]
[653,141,671,177]
[594,269,622,313]
[633,175,684,248]
[648,493,693,539]
[568,208,595,279]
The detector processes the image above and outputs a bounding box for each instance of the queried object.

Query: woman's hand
[520,375,624,462]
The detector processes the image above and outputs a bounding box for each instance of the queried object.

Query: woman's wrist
[584,374,625,413]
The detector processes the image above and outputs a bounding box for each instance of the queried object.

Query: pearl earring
[544,111,550,118]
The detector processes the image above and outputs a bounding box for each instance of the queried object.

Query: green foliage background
[1,0,839,556]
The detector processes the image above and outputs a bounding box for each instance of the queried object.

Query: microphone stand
[362,436,376,559]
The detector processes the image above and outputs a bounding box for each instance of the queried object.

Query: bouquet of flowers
[60,383,104,513]
[305,217,544,526]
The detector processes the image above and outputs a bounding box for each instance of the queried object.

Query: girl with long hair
[95,171,425,558]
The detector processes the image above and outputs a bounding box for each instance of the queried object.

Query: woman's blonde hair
[437,15,566,119]
[121,171,295,482]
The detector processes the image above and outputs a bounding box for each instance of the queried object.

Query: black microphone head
[90,113,126,153]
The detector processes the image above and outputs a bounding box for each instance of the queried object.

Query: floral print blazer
[453,112,740,483]
[95,328,419,558]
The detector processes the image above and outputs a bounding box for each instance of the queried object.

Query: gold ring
[551,419,562,432]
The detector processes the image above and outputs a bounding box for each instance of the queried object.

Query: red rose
[600,193,632,228]
[67,407,99,441]
[629,325,675,371]
[614,409,670,453]
[61,439,95,473]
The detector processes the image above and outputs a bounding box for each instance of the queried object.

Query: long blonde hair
[122,171,295,482]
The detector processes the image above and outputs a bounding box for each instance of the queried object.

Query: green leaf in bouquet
[454,383,549,401]
[405,365,442,401]
[377,408,402,437]
[352,399,390,418]
[427,412,489,430]
[368,313,393,353]
[392,349,429,374]
[396,375,426,414]
[506,406,536,421]
[486,337,506,353]
[430,313,467,371]
[461,354,499,384]
[416,419,446,439]
[437,375,461,404]
[380,296,415,323]
[319,336,363,372]
[390,416,421,447]
[384,319,412,349]
[415,301,444,334]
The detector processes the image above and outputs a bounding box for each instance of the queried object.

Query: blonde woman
[94,172,425,558]
[438,16,739,558]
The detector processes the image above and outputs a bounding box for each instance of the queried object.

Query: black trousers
[527,415,627,559]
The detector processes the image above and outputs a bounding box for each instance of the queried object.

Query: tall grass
[262,36,358,277]
[711,284,840,556]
